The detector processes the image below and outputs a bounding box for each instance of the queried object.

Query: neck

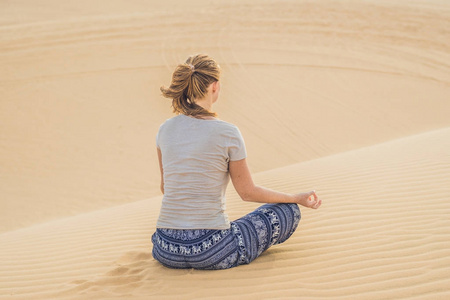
[194,96,213,111]
[194,92,214,111]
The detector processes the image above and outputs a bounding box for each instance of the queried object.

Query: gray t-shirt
[156,114,247,229]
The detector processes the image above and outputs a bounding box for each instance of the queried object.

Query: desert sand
[1,0,450,299]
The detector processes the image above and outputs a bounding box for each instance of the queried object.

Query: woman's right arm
[229,158,322,209]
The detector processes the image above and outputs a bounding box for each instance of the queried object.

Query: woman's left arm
[157,147,164,194]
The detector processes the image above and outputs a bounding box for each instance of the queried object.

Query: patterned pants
[151,203,301,270]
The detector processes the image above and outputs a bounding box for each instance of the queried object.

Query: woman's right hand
[295,190,322,209]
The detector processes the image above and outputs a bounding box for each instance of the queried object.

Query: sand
[1,0,449,299]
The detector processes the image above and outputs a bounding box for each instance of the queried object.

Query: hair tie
[188,64,195,72]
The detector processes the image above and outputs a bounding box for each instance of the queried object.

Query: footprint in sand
[59,251,154,296]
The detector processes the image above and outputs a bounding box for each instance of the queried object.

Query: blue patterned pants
[151,203,301,270]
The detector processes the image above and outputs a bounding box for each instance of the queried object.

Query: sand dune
[1,0,450,299]
[1,127,449,299]
[1,0,450,232]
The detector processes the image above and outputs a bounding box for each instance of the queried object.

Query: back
[156,114,247,229]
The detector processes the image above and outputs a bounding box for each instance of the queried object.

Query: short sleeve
[156,131,159,148]
[156,124,162,149]
[228,126,247,161]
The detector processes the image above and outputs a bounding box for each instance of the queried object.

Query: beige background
[1,0,449,299]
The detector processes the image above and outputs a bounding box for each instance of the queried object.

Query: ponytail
[160,54,220,118]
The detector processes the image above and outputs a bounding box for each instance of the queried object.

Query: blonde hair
[160,54,220,118]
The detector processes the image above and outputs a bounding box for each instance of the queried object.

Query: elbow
[240,186,257,202]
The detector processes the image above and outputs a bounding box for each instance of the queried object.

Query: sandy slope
[1,127,449,299]
[1,0,450,232]
[1,0,450,299]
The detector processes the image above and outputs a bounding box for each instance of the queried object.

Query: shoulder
[215,119,239,129]
[213,119,243,136]
[157,115,243,137]
[157,115,180,130]
[213,122,246,147]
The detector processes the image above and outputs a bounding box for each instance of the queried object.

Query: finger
[315,199,322,209]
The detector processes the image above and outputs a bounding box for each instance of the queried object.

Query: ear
[212,81,219,93]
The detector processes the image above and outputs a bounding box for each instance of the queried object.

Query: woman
[151,54,322,270]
